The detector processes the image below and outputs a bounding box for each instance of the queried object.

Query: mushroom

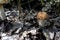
[0,0,8,20]
[36,11,48,27]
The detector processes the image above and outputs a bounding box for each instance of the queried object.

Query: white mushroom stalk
[0,5,6,20]
[0,0,8,20]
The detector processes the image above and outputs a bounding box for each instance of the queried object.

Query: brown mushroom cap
[0,0,8,4]
[36,11,48,20]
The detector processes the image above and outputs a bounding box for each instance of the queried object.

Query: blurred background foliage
[4,0,60,13]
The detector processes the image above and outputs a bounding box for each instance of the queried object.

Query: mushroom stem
[0,4,6,20]
[38,20,45,27]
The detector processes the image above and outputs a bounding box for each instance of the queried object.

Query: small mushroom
[36,11,48,27]
[0,0,8,20]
